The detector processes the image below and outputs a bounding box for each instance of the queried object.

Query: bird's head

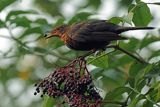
[44,24,68,39]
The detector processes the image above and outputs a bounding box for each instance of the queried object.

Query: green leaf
[148,89,159,102]
[43,96,55,107]
[156,85,160,102]
[87,52,108,68]
[102,69,126,87]
[128,77,135,88]
[86,0,101,9]
[104,87,131,100]
[136,78,146,91]
[136,0,141,3]
[0,19,4,28]
[10,16,31,27]
[151,81,160,90]
[129,2,153,26]
[68,12,92,24]
[128,95,145,107]
[19,27,42,39]
[140,36,160,49]
[6,10,37,21]
[145,62,160,78]
[142,100,153,107]
[109,13,133,25]
[120,0,134,6]
[143,64,153,74]
[108,17,124,24]
[34,0,62,16]
[119,38,140,52]
[109,55,133,68]
[123,12,133,25]
[54,17,65,27]
[149,51,160,59]
[34,18,48,25]
[145,86,159,102]
[129,61,146,77]
[32,47,47,53]
[0,0,16,12]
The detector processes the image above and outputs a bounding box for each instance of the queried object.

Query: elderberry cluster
[34,58,102,107]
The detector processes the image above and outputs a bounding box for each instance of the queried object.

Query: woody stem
[106,45,147,64]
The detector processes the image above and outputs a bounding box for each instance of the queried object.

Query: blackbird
[44,20,154,51]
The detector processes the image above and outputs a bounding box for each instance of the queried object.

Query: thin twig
[106,45,147,64]
[123,91,133,107]
[102,100,126,106]
[87,49,116,64]
[128,86,160,106]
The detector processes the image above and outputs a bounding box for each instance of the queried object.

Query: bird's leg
[105,45,147,64]
[94,50,104,57]
[116,40,120,46]
[135,51,146,62]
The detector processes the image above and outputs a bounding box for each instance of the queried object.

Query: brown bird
[44,20,154,51]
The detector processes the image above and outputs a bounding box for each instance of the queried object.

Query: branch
[128,86,160,106]
[106,45,148,64]
[102,101,127,106]
[87,49,115,64]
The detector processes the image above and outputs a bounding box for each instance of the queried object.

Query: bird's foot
[93,50,103,57]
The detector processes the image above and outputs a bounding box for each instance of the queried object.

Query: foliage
[0,0,160,107]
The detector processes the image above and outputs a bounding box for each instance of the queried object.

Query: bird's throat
[60,34,67,43]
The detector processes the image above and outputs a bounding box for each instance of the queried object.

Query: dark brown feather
[48,20,154,51]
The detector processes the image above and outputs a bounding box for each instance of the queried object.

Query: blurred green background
[0,0,160,107]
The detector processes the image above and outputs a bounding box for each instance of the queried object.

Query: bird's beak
[44,31,53,39]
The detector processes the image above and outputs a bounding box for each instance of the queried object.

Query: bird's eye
[44,31,50,37]
[44,33,48,37]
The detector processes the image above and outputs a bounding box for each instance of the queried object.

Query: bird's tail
[116,27,154,34]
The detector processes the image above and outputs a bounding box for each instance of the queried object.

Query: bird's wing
[86,20,121,32]
[90,31,126,41]
[70,29,126,42]
[77,31,126,42]
[67,20,126,42]
[87,20,154,33]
